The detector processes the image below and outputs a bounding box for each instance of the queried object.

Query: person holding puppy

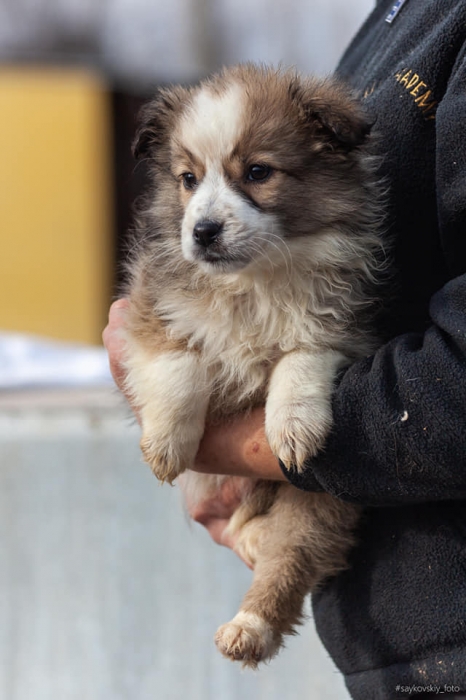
[103,1,466,697]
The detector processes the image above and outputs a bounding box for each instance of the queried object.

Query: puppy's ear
[294,77,373,150]
[312,101,373,149]
[132,86,189,160]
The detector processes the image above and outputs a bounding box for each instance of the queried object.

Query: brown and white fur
[123,64,384,667]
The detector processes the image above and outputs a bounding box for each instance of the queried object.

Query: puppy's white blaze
[178,83,245,163]
[178,82,288,273]
[181,169,231,260]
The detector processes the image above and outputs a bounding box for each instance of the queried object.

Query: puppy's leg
[215,486,360,667]
[225,481,280,568]
[265,349,347,471]
[124,347,210,483]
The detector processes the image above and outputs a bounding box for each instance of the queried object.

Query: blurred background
[0,1,372,698]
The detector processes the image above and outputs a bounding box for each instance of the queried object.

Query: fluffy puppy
[123,64,384,667]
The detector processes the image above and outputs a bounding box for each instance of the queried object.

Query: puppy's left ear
[314,102,373,149]
[132,86,189,160]
[298,77,373,149]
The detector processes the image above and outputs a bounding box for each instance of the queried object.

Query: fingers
[102,299,130,392]
[179,474,255,567]
[102,299,141,421]
[200,516,253,569]
[202,517,232,546]
[181,475,252,522]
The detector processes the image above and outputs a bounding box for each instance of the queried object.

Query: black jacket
[281,1,466,697]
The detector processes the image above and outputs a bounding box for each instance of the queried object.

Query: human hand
[103,300,284,561]
[179,472,255,566]
[102,298,135,406]
[103,299,284,479]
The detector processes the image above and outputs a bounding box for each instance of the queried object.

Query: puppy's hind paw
[215,612,279,668]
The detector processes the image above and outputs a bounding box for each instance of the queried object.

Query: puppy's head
[134,65,373,275]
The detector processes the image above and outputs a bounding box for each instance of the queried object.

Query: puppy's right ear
[132,86,189,160]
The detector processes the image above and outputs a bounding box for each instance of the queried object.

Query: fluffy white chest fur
[155,262,347,402]
[123,64,383,666]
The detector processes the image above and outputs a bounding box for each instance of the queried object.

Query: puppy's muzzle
[193,220,223,248]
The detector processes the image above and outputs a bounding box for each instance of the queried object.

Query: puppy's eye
[182,172,198,190]
[247,164,272,182]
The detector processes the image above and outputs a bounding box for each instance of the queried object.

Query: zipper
[385,0,409,25]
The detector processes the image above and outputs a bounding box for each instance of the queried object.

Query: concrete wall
[0,389,350,699]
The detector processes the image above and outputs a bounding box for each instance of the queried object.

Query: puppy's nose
[193,220,223,248]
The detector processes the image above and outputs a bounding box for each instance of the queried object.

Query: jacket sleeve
[282,55,466,507]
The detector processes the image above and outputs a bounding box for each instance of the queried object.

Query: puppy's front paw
[265,401,331,471]
[215,612,279,668]
[140,434,192,484]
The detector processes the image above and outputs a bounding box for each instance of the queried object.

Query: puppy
[122,64,384,667]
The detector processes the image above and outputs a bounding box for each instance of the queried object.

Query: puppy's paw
[140,435,191,484]
[265,401,331,471]
[140,418,203,483]
[215,612,279,668]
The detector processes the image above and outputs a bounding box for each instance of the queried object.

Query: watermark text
[395,685,461,695]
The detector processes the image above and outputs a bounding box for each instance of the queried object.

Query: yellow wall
[0,67,114,345]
